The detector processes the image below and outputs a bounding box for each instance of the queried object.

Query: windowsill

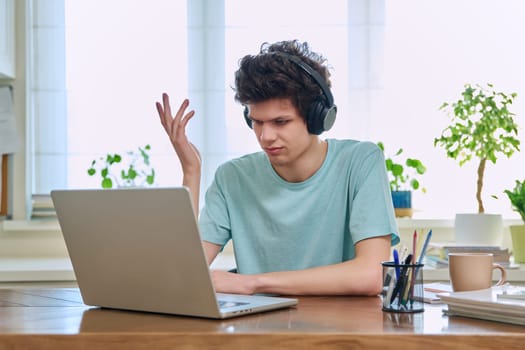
[1,254,524,283]
[1,217,522,282]
[3,217,523,233]
[0,255,237,282]
[0,258,75,282]
[2,219,60,232]
[395,217,523,229]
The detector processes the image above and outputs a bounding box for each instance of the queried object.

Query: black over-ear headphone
[243,52,337,135]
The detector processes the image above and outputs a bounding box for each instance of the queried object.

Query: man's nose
[258,123,276,142]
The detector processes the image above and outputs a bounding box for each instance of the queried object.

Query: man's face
[246,98,317,168]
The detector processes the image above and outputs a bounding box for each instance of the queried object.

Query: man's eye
[252,119,263,126]
[274,119,288,125]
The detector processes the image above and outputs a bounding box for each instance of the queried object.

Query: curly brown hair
[233,40,332,121]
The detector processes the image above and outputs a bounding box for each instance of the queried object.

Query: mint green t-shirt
[199,139,399,274]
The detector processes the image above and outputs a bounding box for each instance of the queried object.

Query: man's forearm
[252,259,384,296]
[182,172,200,217]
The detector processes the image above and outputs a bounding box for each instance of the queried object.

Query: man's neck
[273,139,328,183]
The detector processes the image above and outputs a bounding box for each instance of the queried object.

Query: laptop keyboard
[218,300,249,309]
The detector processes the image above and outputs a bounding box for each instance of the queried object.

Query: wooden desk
[0,288,523,349]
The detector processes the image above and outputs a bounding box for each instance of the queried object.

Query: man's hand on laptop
[211,270,259,295]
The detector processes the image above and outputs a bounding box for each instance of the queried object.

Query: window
[64,0,189,189]
[30,0,188,197]
[21,0,525,221]
[26,0,188,218]
[380,0,525,218]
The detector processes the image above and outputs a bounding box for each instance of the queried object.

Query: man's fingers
[156,94,195,139]
[174,99,190,121]
[180,110,195,129]
[156,102,166,126]
[162,93,172,117]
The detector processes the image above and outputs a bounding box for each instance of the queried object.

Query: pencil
[412,230,417,264]
[417,229,433,265]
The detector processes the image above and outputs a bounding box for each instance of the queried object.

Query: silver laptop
[51,187,297,319]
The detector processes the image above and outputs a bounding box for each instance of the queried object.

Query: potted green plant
[435,83,520,245]
[377,142,427,218]
[504,179,525,262]
[87,144,156,188]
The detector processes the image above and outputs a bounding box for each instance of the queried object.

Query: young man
[156,40,399,296]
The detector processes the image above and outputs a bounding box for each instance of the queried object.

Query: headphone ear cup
[243,106,253,129]
[323,105,337,132]
[306,99,328,135]
[306,98,337,135]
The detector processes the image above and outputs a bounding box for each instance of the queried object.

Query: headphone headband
[243,51,337,135]
[271,52,334,106]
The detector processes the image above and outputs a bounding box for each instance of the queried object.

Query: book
[421,282,453,304]
[445,246,510,264]
[423,255,449,269]
[497,288,525,301]
[438,285,525,326]
[427,243,511,265]
[31,194,57,218]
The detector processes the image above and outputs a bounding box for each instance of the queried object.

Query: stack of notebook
[425,243,514,267]
[438,285,525,326]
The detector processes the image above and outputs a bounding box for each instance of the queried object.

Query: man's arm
[203,240,222,266]
[210,235,391,296]
[156,93,201,214]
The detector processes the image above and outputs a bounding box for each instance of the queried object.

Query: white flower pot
[454,213,503,246]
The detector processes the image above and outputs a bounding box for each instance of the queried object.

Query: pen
[393,249,400,280]
[401,268,413,306]
[412,230,417,264]
[404,254,413,266]
[390,268,405,306]
[389,254,413,306]
[383,262,394,289]
[399,246,408,263]
[383,267,397,308]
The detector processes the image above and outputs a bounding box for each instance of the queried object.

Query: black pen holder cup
[381,261,424,313]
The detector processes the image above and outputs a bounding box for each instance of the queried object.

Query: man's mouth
[264,147,283,156]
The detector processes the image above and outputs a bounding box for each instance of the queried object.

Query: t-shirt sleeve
[198,166,232,248]
[348,143,400,246]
